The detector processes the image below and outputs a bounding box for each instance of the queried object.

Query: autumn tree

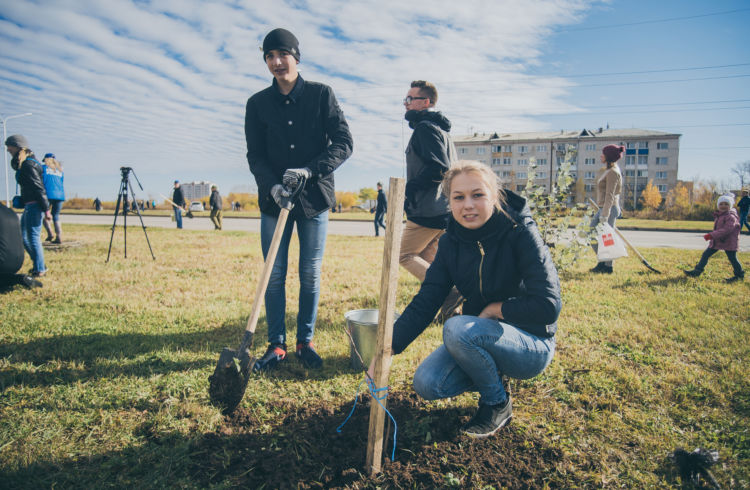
[665,183,690,219]
[359,187,377,208]
[640,180,662,209]
[335,191,357,209]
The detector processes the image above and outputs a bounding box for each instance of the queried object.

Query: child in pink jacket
[685,193,744,282]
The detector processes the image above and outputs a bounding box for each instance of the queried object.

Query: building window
[517,172,527,179]
[584,158,596,165]
[517,159,528,166]
[625,156,635,167]
[501,171,512,178]
[637,170,647,178]
[657,184,668,192]
[537,158,547,166]
[503,145,512,152]
[655,157,668,165]
[639,141,648,149]
[657,142,668,150]
[536,145,546,152]
[516,184,525,192]
[626,142,636,149]
[638,156,648,166]
[655,171,668,179]
[625,170,635,177]
[503,157,512,165]
[492,158,502,165]
[584,171,596,179]
[517,145,528,153]
[585,184,595,191]
[492,145,502,152]
[585,144,596,151]
[476,147,486,155]
[459,147,468,154]
[537,171,547,179]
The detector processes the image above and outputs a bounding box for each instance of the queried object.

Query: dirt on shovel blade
[208,348,252,415]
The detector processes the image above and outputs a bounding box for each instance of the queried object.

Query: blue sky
[0,0,748,202]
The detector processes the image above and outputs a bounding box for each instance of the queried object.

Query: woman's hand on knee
[478,302,504,320]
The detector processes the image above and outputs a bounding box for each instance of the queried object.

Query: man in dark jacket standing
[172,180,185,229]
[374,181,387,236]
[209,185,223,230]
[245,28,353,371]
[738,189,750,235]
[401,81,461,318]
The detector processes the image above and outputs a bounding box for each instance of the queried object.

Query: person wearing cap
[684,193,744,282]
[41,153,65,243]
[245,27,353,371]
[374,181,387,236]
[589,144,624,274]
[5,134,51,277]
[172,180,186,229]
[209,184,223,230]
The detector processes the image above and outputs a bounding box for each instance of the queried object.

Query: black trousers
[695,248,744,277]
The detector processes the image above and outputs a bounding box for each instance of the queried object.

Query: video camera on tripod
[106,166,155,262]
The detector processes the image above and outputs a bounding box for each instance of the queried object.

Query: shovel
[208,180,305,414]
[588,198,661,274]
[160,194,194,218]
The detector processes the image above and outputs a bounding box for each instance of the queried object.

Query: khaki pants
[399,220,445,281]
[210,209,223,230]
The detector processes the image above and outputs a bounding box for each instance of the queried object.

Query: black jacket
[210,190,222,210]
[392,191,561,354]
[245,76,353,219]
[376,189,387,213]
[16,156,49,212]
[738,196,750,214]
[0,202,24,275]
[172,187,185,207]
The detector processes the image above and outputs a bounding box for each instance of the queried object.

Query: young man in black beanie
[245,27,353,371]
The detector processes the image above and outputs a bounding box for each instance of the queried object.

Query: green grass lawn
[1,225,748,488]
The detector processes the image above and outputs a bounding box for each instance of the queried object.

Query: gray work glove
[270,184,293,209]
[282,167,311,188]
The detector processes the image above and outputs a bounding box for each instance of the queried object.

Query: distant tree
[730,161,750,189]
[665,183,690,219]
[335,191,358,209]
[226,192,258,210]
[693,180,718,207]
[640,180,662,209]
[358,187,377,208]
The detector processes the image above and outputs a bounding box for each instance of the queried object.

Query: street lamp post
[2,112,33,207]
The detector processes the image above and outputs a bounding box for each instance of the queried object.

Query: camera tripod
[106,166,155,262]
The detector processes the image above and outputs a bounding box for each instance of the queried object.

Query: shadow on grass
[0,392,587,489]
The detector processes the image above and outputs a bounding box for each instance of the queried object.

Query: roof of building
[454,128,681,143]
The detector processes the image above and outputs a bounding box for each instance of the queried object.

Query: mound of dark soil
[187,391,578,488]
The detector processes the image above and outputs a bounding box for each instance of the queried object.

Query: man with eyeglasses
[245,28,353,372]
[401,80,462,320]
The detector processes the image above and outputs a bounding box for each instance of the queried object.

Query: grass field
[1,224,748,488]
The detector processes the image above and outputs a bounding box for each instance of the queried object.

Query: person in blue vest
[41,153,65,243]
[5,134,51,277]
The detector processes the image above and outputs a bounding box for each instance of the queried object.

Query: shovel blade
[208,346,255,415]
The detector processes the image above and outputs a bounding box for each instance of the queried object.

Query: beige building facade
[453,128,680,209]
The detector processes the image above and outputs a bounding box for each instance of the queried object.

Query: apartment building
[453,128,681,209]
[180,181,213,201]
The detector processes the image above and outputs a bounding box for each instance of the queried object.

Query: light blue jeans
[590,204,620,266]
[173,207,183,229]
[260,210,328,346]
[413,315,555,406]
[21,202,46,273]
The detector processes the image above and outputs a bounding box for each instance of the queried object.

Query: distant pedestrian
[338,202,342,213]
[172,180,185,229]
[684,193,744,282]
[374,182,387,236]
[41,153,65,244]
[151,199,156,209]
[737,189,750,235]
[589,144,624,274]
[94,197,102,212]
[5,134,51,277]
[209,185,223,230]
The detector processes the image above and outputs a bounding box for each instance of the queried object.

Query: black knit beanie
[262,28,300,61]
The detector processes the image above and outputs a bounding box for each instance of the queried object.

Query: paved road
[56,213,750,251]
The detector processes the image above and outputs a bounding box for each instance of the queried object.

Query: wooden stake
[365,177,405,476]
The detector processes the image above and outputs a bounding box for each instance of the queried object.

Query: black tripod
[106,166,155,262]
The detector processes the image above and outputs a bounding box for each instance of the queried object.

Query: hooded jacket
[707,208,740,251]
[392,190,561,354]
[404,110,455,228]
[15,156,49,212]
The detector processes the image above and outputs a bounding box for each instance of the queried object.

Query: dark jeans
[694,248,744,277]
[740,209,750,233]
[374,210,385,236]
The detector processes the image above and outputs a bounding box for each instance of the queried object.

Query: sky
[1,0,748,202]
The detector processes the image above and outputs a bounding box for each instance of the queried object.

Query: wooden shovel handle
[244,207,290,335]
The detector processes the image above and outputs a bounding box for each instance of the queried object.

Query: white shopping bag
[596,223,628,261]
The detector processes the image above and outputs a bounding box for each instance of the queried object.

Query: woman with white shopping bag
[590,144,624,274]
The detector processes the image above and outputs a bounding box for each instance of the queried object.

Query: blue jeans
[21,203,46,273]
[590,204,619,266]
[173,207,183,228]
[374,210,385,236]
[740,209,750,233]
[260,211,328,346]
[413,315,555,406]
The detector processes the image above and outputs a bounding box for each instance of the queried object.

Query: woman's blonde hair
[442,160,508,214]
[43,156,62,172]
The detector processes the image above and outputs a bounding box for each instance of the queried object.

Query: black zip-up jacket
[16,156,49,212]
[392,191,561,354]
[210,190,222,211]
[376,189,387,213]
[172,187,185,208]
[738,196,750,214]
[245,76,353,219]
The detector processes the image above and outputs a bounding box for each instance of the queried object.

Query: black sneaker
[725,275,744,283]
[462,397,512,438]
[684,269,701,278]
[295,341,323,369]
[252,343,286,372]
